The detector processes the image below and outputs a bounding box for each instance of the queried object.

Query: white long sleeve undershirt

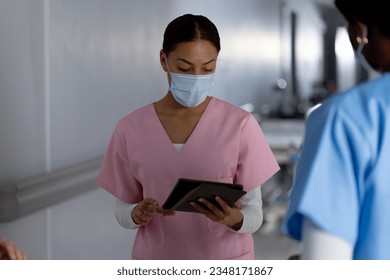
[115,186,263,234]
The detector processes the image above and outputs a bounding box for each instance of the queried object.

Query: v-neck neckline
[152,97,214,153]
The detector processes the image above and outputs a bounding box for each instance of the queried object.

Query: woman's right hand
[131,198,174,226]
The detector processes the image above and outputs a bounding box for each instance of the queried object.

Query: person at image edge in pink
[97,14,279,260]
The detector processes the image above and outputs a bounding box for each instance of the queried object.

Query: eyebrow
[176,58,216,65]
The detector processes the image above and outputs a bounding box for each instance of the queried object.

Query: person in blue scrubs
[283,0,390,259]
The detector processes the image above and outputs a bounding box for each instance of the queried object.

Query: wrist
[130,206,139,225]
[230,212,244,231]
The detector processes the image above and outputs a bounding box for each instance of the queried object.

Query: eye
[203,68,214,73]
[178,67,191,72]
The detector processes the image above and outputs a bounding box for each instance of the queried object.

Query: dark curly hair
[335,0,390,37]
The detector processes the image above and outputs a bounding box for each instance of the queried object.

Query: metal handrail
[0,158,102,222]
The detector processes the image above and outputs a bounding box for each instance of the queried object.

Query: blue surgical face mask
[164,54,215,107]
[355,24,373,72]
[169,72,215,107]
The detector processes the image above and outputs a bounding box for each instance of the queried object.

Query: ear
[348,16,367,40]
[160,50,168,72]
[356,21,368,40]
[347,19,367,49]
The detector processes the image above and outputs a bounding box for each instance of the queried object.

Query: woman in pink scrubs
[97,14,279,260]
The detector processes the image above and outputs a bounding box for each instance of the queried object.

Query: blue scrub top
[283,73,390,259]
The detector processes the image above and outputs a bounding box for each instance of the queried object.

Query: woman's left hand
[190,196,243,230]
[0,238,28,260]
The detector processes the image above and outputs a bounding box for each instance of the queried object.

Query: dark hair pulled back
[162,14,221,55]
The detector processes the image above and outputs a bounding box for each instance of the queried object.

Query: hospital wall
[0,0,326,259]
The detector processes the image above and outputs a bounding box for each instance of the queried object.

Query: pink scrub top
[97,97,279,259]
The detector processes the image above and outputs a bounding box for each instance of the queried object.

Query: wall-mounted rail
[0,158,102,222]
